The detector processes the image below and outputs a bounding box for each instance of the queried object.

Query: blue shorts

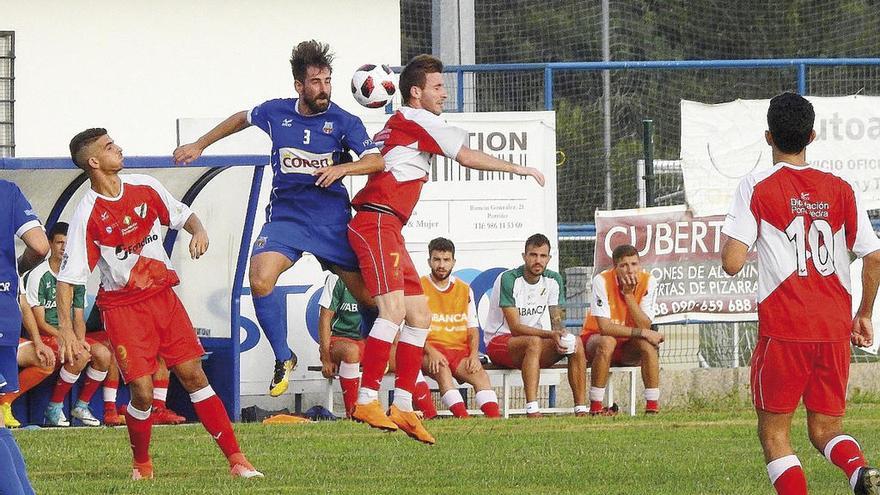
[251,220,359,272]
[0,344,18,394]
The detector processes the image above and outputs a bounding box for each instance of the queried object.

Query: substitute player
[420,237,499,418]
[24,222,111,427]
[0,178,46,494]
[58,128,261,480]
[483,234,587,417]
[581,244,663,415]
[347,54,544,443]
[173,40,383,398]
[722,92,880,495]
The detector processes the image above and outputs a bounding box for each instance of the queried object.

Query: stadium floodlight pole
[642,119,655,208]
[602,0,612,210]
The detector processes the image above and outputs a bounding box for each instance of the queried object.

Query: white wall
[4,0,400,157]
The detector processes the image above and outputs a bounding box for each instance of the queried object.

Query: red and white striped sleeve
[845,181,880,258]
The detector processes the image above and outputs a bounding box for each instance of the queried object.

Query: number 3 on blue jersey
[303,129,311,144]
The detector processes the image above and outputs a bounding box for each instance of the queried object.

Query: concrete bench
[306,364,640,418]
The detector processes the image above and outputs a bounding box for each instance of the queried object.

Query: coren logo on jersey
[278,147,334,174]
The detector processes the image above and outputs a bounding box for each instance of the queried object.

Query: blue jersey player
[173,40,383,396]
[0,179,47,495]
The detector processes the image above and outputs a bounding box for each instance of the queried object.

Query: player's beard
[431,269,450,282]
[303,92,330,113]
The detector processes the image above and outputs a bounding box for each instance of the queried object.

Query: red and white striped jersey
[722,162,880,342]
[58,174,193,309]
[351,106,468,222]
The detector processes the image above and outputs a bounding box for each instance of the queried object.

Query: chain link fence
[401,0,880,367]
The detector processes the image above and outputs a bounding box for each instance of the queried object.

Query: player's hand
[189,230,209,259]
[851,315,874,348]
[320,358,338,379]
[172,143,204,165]
[463,355,482,374]
[516,166,545,187]
[313,165,348,188]
[642,329,664,347]
[34,340,56,369]
[426,351,448,375]
[619,273,638,295]
[57,325,86,365]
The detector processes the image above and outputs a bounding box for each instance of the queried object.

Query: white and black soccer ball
[351,64,396,108]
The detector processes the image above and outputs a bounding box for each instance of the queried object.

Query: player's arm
[501,306,553,338]
[182,213,209,259]
[618,276,652,329]
[317,306,338,378]
[173,111,250,165]
[455,147,545,186]
[56,281,86,364]
[18,227,49,274]
[595,316,664,347]
[852,249,880,347]
[314,152,384,188]
[19,293,54,368]
[721,236,750,276]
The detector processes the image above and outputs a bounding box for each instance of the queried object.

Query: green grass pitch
[14,403,880,494]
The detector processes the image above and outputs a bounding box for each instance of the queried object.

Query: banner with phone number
[594,205,758,323]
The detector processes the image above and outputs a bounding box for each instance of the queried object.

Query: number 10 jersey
[722,162,880,342]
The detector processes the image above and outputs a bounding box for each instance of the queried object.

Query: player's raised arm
[455,146,545,186]
[173,110,250,165]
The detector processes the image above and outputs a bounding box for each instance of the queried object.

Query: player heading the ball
[347,54,544,444]
[174,40,383,399]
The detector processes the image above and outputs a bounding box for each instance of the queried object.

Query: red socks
[475,390,501,418]
[414,378,438,419]
[359,319,398,393]
[337,361,361,417]
[124,404,153,464]
[1,366,52,404]
[190,386,240,459]
[824,435,867,489]
[77,367,107,403]
[50,367,80,404]
[767,455,807,495]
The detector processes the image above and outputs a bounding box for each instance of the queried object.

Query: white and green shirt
[24,259,85,327]
[318,273,363,340]
[483,265,564,345]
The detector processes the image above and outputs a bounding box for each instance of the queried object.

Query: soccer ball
[351,64,396,108]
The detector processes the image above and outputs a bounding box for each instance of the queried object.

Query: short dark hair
[48,221,69,240]
[524,233,551,252]
[69,128,107,170]
[399,54,443,105]
[611,244,639,264]
[767,92,814,154]
[428,237,455,257]
[289,40,333,82]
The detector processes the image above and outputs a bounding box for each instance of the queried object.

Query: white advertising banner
[681,95,880,217]
[180,111,558,399]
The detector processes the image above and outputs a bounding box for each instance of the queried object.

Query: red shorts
[101,288,204,384]
[347,211,422,297]
[87,331,111,347]
[433,345,470,373]
[329,335,365,360]
[486,334,517,369]
[750,337,850,416]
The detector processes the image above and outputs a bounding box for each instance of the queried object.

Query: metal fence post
[544,67,553,110]
[642,119,655,207]
[797,64,807,95]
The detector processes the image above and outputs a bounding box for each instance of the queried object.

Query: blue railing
[442,57,880,111]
